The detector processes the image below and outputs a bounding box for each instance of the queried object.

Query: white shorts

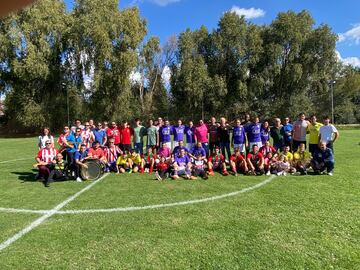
[233,143,245,153]
[186,143,194,150]
[249,142,262,150]
[161,142,171,149]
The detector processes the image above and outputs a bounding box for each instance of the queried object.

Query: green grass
[0,130,360,269]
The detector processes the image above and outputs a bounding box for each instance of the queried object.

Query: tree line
[0,0,359,132]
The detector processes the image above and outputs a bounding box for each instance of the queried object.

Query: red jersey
[120,127,133,145]
[157,162,169,171]
[104,145,121,162]
[107,127,121,145]
[208,124,218,143]
[208,153,225,166]
[247,151,263,163]
[36,148,58,163]
[144,153,155,164]
[230,154,245,163]
[57,134,66,147]
[81,129,94,148]
[259,145,277,158]
[88,148,105,159]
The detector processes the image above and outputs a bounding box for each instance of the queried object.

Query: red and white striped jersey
[36,148,58,163]
[104,145,121,162]
[81,130,94,148]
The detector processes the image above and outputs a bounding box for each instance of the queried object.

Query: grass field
[0,130,360,269]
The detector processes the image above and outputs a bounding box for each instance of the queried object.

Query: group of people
[35,112,339,187]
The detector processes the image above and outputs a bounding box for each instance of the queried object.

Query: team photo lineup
[35,112,339,187]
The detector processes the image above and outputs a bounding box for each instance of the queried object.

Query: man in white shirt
[319,116,339,153]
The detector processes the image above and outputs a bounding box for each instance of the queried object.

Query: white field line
[0,173,109,252]
[0,157,33,164]
[0,175,276,215]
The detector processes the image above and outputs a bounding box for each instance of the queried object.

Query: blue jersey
[232,126,246,144]
[74,150,88,161]
[175,155,191,167]
[313,148,334,163]
[172,125,185,142]
[93,129,106,145]
[190,146,206,157]
[246,123,262,143]
[281,124,293,142]
[260,127,270,143]
[66,134,82,153]
[185,126,195,143]
[159,125,172,143]
[172,146,189,157]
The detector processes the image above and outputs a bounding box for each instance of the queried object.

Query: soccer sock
[149,166,153,174]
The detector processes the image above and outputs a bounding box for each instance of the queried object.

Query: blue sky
[65,0,360,67]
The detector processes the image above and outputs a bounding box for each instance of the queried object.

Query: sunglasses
[46,143,51,145]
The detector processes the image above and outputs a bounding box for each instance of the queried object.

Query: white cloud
[338,24,360,44]
[230,6,265,19]
[336,50,360,68]
[161,65,171,88]
[129,0,180,7]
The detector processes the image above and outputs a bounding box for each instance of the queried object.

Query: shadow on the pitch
[11,170,38,182]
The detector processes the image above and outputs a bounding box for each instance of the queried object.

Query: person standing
[81,122,95,148]
[307,115,323,155]
[93,122,107,147]
[195,119,209,154]
[146,119,158,153]
[185,121,196,151]
[158,119,172,149]
[107,122,121,147]
[172,119,185,149]
[292,113,310,151]
[38,127,54,149]
[245,116,262,150]
[120,121,133,152]
[260,121,270,146]
[133,118,146,154]
[281,117,293,149]
[270,118,283,151]
[208,117,219,156]
[217,117,232,161]
[232,119,246,154]
[71,119,84,134]
[319,116,339,153]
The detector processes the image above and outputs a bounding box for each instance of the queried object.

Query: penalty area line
[0,173,109,252]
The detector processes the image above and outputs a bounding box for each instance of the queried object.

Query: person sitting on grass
[229,148,248,176]
[172,148,192,180]
[74,144,89,182]
[189,141,207,161]
[104,139,122,173]
[207,146,228,176]
[87,141,106,163]
[44,153,69,188]
[260,141,278,176]
[155,156,171,181]
[246,144,264,175]
[272,154,291,176]
[116,150,131,174]
[141,147,155,174]
[129,150,142,173]
[310,141,335,176]
[191,153,208,180]
[293,143,312,175]
[35,140,58,182]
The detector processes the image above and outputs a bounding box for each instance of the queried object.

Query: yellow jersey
[307,122,323,144]
[283,152,293,162]
[293,151,312,161]
[130,154,142,165]
[116,155,129,165]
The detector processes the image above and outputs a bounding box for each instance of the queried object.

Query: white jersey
[38,135,54,149]
[319,124,338,143]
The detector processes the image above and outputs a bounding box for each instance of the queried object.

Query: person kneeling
[230,148,248,176]
[293,143,312,175]
[246,145,265,175]
[44,153,69,187]
[172,149,192,180]
[192,154,208,180]
[116,150,132,174]
[155,156,171,181]
[310,141,335,176]
[208,146,228,176]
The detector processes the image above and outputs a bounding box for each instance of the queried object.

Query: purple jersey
[260,127,270,143]
[185,126,195,143]
[172,125,185,142]
[175,155,191,167]
[190,146,206,157]
[246,123,262,143]
[159,125,172,143]
[232,126,246,144]
[172,146,189,157]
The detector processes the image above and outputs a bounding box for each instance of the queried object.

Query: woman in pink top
[195,120,209,155]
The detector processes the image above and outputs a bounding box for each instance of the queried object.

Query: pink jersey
[105,145,122,162]
[157,147,171,158]
[82,130,94,148]
[195,124,208,143]
[36,148,58,163]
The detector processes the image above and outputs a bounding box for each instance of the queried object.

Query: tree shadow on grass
[11,170,38,182]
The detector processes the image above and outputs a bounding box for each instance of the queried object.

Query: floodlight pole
[330,80,336,124]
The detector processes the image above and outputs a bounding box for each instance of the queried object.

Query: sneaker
[203,175,208,180]
[283,172,287,176]
[328,172,333,176]
[234,173,238,177]
[276,171,283,176]
[266,171,271,176]
[293,172,301,176]
[76,177,82,182]
[145,168,149,173]
[222,171,229,176]
[128,169,132,174]
[165,172,170,179]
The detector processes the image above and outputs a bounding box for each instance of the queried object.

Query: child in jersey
[116,150,131,174]
[141,147,155,174]
[207,146,228,176]
[129,150,142,173]
[155,156,171,181]
[192,153,208,180]
[230,148,248,176]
